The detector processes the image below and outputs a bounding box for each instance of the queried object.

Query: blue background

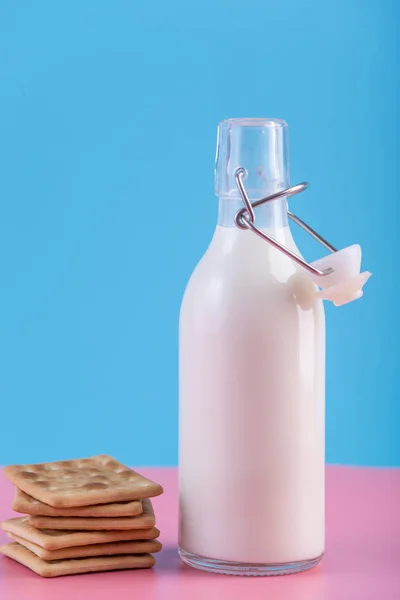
[0,1,398,467]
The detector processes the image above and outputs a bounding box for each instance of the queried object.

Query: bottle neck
[214,119,291,230]
[217,196,289,229]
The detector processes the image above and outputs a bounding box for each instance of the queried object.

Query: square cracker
[1,517,160,550]
[3,455,163,507]
[13,488,143,517]
[29,498,155,530]
[8,533,162,560]
[0,543,155,577]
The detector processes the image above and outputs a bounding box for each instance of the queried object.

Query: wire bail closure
[234,168,337,277]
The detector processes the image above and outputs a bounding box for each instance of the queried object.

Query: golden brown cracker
[3,455,163,507]
[13,488,143,517]
[1,517,160,550]
[0,543,155,577]
[7,533,162,560]
[29,498,155,530]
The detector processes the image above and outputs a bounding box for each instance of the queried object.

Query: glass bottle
[179,118,325,576]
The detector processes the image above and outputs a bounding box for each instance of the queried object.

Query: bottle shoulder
[181,227,325,318]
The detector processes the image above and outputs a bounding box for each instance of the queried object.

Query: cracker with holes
[13,488,143,517]
[1,517,160,549]
[0,543,155,577]
[28,498,155,530]
[7,534,162,560]
[3,455,163,507]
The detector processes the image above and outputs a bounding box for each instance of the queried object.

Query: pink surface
[0,466,399,599]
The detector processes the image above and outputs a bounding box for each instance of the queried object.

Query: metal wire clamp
[234,168,337,277]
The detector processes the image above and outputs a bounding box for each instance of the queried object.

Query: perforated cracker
[1,517,160,550]
[3,455,163,507]
[8,533,162,560]
[0,543,155,577]
[29,498,155,530]
[13,488,143,517]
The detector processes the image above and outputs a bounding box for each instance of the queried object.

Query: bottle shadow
[155,546,214,578]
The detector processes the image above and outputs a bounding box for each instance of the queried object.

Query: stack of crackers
[0,455,163,577]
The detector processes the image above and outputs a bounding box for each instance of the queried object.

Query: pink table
[0,466,399,599]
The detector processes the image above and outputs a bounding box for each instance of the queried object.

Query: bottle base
[179,547,323,576]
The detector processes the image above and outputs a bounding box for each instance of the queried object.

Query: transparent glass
[179,548,323,577]
[215,118,289,228]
